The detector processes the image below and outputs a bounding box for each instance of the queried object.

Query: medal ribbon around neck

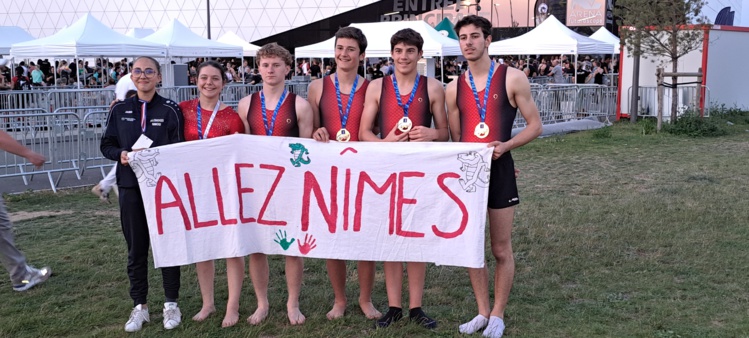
[196,100,221,140]
[260,89,288,136]
[391,73,420,118]
[334,73,359,134]
[468,60,496,123]
[139,100,147,133]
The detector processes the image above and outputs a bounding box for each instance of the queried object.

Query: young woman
[178,60,246,328]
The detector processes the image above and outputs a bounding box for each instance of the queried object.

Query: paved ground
[1,164,107,194]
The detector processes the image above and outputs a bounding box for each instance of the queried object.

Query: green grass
[2,119,749,337]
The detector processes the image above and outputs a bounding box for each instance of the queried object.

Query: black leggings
[119,187,180,306]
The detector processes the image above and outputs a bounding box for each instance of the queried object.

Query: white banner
[129,134,492,268]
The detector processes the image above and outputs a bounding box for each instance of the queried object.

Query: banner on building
[567,0,607,26]
[129,134,493,268]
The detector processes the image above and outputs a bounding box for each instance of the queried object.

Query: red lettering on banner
[257,164,287,226]
[235,163,256,223]
[302,166,339,233]
[185,173,219,229]
[343,168,351,231]
[213,167,237,225]
[155,175,191,235]
[354,172,397,232]
[396,171,426,238]
[432,173,469,239]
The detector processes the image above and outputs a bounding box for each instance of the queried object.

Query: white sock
[459,314,488,334]
[482,316,505,338]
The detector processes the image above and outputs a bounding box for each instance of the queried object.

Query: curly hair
[257,43,293,67]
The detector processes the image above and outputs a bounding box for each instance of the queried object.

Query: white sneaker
[13,266,52,292]
[124,305,150,332]
[163,302,181,330]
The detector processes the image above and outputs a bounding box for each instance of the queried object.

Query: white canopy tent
[10,14,166,58]
[295,20,462,58]
[126,28,155,39]
[0,26,35,55]
[10,14,167,88]
[142,20,242,58]
[217,31,260,57]
[589,27,621,54]
[488,16,613,55]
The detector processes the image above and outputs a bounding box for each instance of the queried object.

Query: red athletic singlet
[319,75,369,141]
[246,92,299,137]
[457,64,516,143]
[180,99,244,141]
[378,74,431,139]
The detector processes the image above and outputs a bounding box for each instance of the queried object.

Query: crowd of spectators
[0,58,131,90]
[0,54,618,92]
[435,55,618,85]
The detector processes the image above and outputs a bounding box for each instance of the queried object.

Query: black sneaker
[375,307,403,328]
[409,307,437,329]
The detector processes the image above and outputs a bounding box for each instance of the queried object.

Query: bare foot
[246,306,269,325]
[326,301,346,320]
[359,301,382,319]
[287,306,306,325]
[222,310,240,328]
[192,306,215,321]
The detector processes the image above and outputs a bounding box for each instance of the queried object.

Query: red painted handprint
[297,233,317,255]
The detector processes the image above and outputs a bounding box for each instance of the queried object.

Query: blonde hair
[256,43,293,67]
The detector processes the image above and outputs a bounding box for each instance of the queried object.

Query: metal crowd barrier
[1,109,81,192]
[627,85,711,119]
[47,88,115,112]
[80,110,114,177]
[514,84,618,127]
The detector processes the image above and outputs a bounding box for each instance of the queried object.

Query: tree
[616,0,709,122]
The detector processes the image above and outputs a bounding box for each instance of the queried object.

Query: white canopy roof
[142,20,242,58]
[589,27,621,54]
[126,28,155,39]
[217,31,261,57]
[295,21,462,58]
[0,26,35,55]
[488,16,614,55]
[10,14,166,58]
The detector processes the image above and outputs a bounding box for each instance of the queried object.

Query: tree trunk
[671,59,678,123]
[630,44,641,124]
[670,32,679,123]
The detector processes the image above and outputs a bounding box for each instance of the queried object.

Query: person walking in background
[0,130,52,292]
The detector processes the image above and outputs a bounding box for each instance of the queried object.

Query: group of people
[438,54,617,85]
[0,58,131,89]
[93,14,542,336]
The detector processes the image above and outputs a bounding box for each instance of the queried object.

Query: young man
[237,43,314,326]
[307,26,381,321]
[359,28,449,329]
[100,56,185,333]
[0,131,51,292]
[446,15,542,338]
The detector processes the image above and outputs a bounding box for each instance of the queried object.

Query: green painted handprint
[274,230,295,251]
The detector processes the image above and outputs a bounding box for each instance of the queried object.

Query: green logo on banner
[289,143,311,167]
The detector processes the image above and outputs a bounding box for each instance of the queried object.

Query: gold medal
[397,116,413,132]
[474,122,490,139]
[336,128,350,142]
